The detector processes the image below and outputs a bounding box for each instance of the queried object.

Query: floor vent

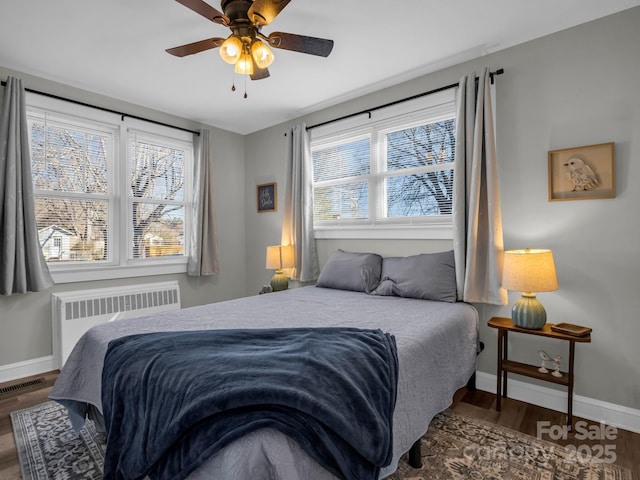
[0,377,45,397]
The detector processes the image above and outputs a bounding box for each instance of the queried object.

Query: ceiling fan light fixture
[234,51,254,75]
[219,35,243,64]
[251,39,274,69]
[168,0,334,83]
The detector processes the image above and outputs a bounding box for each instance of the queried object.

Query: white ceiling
[2,0,639,135]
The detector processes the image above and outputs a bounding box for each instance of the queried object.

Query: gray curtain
[187,129,220,276]
[0,77,54,295]
[281,124,319,282]
[452,67,507,305]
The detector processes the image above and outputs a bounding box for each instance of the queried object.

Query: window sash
[311,91,456,233]
[26,93,194,282]
[127,129,192,262]
[27,110,117,266]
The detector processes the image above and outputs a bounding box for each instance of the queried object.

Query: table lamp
[266,245,294,291]
[502,248,558,329]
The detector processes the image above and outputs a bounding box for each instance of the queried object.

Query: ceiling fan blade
[266,32,334,57]
[251,66,270,81]
[250,55,270,80]
[248,0,291,26]
[175,0,229,25]
[166,37,225,57]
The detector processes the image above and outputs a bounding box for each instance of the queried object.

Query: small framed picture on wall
[257,182,277,212]
[548,142,615,201]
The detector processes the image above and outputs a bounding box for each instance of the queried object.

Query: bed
[50,250,479,480]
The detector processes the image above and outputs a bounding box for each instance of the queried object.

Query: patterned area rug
[11,401,105,480]
[387,409,631,480]
[11,401,631,480]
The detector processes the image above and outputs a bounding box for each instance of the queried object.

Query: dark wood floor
[0,371,60,480]
[450,388,640,479]
[1,371,638,479]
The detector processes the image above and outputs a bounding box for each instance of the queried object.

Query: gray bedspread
[50,286,479,480]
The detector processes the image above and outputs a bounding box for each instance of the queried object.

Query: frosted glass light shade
[219,36,243,64]
[251,40,274,69]
[234,51,254,75]
[503,249,558,329]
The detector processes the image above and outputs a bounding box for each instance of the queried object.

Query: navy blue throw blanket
[101,327,398,480]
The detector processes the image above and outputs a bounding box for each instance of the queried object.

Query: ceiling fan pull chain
[244,74,248,99]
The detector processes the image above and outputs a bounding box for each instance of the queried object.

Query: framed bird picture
[548,142,615,201]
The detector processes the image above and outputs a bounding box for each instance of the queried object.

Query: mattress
[50,285,479,479]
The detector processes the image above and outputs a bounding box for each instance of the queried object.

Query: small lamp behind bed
[266,245,295,291]
[502,248,558,330]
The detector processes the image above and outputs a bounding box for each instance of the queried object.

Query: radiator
[52,281,181,368]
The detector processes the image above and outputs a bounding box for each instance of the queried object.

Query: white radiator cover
[52,281,181,368]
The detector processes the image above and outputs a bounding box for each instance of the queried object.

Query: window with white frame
[310,89,456,239]
[128,130,188,261]
[27,94,193,282]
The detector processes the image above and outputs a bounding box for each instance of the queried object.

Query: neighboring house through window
[27,94,193,282]
[310,89,456,239]
[38,225,73,261]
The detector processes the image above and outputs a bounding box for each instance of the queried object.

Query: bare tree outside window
[30,119,189,263]
[130,140,185,259]
[385,118,456,217]
[31,122,110,261]
[312,137,370,220]
[311,116,456,225]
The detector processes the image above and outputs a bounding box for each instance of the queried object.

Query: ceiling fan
[166,0,334,82]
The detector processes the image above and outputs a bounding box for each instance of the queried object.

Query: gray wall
[243,7,640,410]
[0,67,247,367]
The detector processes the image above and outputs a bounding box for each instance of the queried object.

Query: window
[310,89,456,239]
[27,94,193,282]
[129,131,187,260]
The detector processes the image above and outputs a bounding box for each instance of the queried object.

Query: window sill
[48,261,187,284]
[313,224,452,240]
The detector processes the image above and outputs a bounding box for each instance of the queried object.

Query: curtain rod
[306,68,504,131]
[1,79,200,136]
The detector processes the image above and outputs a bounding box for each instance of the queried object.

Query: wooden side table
[487,316,591,429]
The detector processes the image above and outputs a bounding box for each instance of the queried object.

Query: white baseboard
[476,372,640,434]
[0,356,58,384]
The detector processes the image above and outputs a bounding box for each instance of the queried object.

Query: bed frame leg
[408,439,422,468]
[466,371,477,391]
[466,341,485,391]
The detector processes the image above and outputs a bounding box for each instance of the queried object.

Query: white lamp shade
[266,245,294,270]
[502,249,558,293]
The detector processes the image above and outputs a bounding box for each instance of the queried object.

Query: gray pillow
[371,251,457,302]
[316,250,382,293]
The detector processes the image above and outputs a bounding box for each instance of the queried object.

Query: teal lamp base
[270,270,289,292]
[512,293,547,329]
